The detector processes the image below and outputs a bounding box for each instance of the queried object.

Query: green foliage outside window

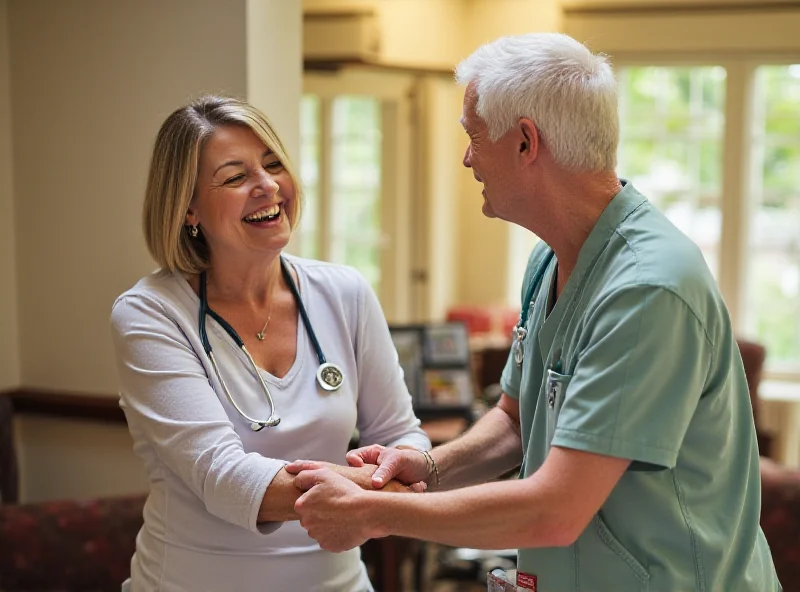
[748,65,800,369]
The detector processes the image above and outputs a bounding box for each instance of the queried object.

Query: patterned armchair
[0,494,146,592]
[738,339,800,591]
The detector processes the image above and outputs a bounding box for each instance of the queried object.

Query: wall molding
[304,57,453,77]
[563,1,800,16]
[2,389,125,423]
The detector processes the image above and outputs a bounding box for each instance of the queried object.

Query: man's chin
[481,200,497,218]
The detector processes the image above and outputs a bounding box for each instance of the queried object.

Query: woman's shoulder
[284,254,368,296]
[111,270,195,319]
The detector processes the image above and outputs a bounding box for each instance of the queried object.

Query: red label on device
[516,571,538,591]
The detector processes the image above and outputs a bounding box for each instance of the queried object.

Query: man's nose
[462,144,472,168]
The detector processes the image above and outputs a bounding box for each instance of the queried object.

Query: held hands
[292,468,379,552]
[283,459,425,493]
[285,451,430,552]
[346,444,432,489]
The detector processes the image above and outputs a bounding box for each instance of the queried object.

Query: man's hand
[293,469,381,552]
[344,444,430,489]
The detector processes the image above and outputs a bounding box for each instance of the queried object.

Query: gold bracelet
[418,449,440,490]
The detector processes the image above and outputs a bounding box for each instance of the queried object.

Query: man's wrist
[419,449,441,490]
[403,447,440,490]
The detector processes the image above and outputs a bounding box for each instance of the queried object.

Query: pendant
[256,332,266,341]
[316,362,344,391]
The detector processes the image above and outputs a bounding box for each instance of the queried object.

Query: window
[329,97,383,288]
[746,64,800,371]
[297,95,383,290]
[615,61,800,377]
[617,66,727,276]
[297,70,419,322]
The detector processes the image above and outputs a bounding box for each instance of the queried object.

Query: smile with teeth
[243,204,281,223]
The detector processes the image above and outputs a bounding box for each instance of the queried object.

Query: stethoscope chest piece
[199,256,345,431]
[316,362,344,391]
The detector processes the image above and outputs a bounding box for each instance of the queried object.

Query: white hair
[455,33,618,172]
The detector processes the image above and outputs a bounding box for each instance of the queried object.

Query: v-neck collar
[174,257,308,388]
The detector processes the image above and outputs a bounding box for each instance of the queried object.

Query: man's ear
[518,118,539,162]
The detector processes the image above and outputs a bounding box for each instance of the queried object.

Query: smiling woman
[110,96,430,592]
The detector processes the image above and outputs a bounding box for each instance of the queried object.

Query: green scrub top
[500,182,780,592]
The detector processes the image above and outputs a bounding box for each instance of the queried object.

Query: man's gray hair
[455,33,619,172]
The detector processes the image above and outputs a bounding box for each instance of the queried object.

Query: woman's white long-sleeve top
[110,255,430,592]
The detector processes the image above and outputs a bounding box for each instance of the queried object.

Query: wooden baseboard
[1,388,125,423]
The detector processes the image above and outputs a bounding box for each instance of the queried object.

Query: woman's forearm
[258,467,303,522]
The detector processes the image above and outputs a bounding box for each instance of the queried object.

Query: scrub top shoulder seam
[592,281,716,351]
[610,229,716,349]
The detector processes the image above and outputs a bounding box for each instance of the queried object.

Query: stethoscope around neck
[511,248,555,368]
[198,256,344,431]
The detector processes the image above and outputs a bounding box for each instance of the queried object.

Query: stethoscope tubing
[198,256,342,431]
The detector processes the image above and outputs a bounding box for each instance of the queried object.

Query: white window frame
[612,53,800,383]
[298,69,417,322]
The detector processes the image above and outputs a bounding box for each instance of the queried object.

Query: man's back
[502,182,780,591]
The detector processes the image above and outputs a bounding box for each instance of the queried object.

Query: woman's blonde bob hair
[142,95,302,275]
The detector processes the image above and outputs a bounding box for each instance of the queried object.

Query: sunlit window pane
[617,66,726,277]
[331,96,382,290]
[746,64,800,371]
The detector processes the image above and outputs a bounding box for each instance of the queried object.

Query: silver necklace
[255,302,272,341]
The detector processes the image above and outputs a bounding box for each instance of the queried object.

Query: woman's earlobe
[185,209,198,228]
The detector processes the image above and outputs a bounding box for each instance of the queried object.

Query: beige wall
[0,0,18,391]
[466,0,562,49]
[15,416,148,503]
[9,0,248,394]
[7,0,301,502]
[247,0,303,163]
[416,78,464,320]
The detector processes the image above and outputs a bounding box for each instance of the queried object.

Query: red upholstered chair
[0,494,146,592]
[736,338,800,590]
[736,338,773,458]
[446,306,493,335]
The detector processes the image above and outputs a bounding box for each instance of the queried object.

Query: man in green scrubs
[289,32,781,591]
